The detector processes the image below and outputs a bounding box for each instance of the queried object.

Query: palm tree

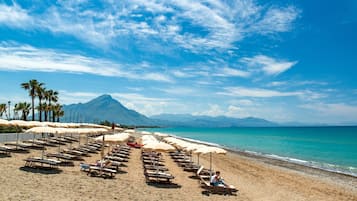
[53,104,64,122]
[14,102,31,121]
[21,80,43,121]
[0,103,6,119]
[47,90,59,122]
[13,103,19,120]
[36,86,46,122]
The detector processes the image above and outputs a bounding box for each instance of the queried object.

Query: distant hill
[150,114,277,127]
[61,95,277,127]
[61,94,154,125]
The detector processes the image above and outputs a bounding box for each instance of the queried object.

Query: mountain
[61,94,154,125]
[61,95,277,127]
[150,114,277,127]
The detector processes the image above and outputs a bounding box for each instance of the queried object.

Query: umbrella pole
[210,153,212,177]
[70,133,73,149]
[101,134,105,160]
[198,154,200,165]
[16,126,19,149]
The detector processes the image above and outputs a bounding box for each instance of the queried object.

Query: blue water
[145,127,357,176]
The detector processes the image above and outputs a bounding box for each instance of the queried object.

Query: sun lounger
[144,165,169,171]
[0,146,11,156]
[62,149,87,156]
[46,153,77,160]
[86,166,117,178]
[110,152,130,158]
[200,177,238,195]
[104,155,128,162]
[196,166,213,180]
[24,157,61,169]
[142,156,163,162]
[1,144,30,153]
[183,164,201,172]
[144,170,175,183]
[142,160,165,166]
[63,136,79,142]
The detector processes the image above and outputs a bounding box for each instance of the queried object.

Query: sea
[144,126,357,177]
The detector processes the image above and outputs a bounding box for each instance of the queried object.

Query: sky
[0,0,356,124]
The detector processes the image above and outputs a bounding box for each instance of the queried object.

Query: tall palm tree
[21,79,43,121]
[47,90,59,122]
[0,103,6,119]
[36,86,46,122]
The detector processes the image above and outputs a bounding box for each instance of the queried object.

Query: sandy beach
[0,136,356,201]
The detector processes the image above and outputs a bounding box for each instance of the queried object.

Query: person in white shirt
[210,171,227,187]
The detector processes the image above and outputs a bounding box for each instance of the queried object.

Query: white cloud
[215,67,250,78]
[193,104,224,117]
[250,6,300,34]
[59,91,99,104]
[241,55,297,75]
[0,1,300,52]
[0,43,172,82]
[111,93,180,116]
[0,4,32,28]
[267,81,287,87]
[299,103,357,123]
[219,87,301,98]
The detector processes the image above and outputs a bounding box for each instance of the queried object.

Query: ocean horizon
[145,126,357,177]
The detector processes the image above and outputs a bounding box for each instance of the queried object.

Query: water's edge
[159,133,357,178]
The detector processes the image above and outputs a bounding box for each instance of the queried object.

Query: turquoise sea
[145,127,357,176]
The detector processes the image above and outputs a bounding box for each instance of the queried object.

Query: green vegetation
[0,79,64,122]
[0,126,21,133]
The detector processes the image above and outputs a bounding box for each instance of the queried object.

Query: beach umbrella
[124,129,136,133]
[142,141,176,152]
[140,131,152,135]
[25,126,62,159]
[94,133,130,159]
[0,119,10,126]
[194,146,227,175]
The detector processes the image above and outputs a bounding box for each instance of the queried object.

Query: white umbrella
[0,119,10,126]
[94,133,130,159]
[25,126,62,159]
[194,146,227,175]
[142,141,176,152]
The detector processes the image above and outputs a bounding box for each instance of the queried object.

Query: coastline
[158,132,357,178]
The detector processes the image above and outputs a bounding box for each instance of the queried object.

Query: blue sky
[0,0,356,124]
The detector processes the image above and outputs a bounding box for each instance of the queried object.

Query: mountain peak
[62,95,153,125]
[93,94,113,101]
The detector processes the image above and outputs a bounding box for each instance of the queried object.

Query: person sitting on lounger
[210,171,228,187]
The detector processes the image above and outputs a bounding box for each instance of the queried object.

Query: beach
[0,135,356,201]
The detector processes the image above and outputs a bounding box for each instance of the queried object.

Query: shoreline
[159,133,357,179]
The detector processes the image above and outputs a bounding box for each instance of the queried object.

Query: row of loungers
[169,151,238,195]
[80,145,131,179]
[21,136,102,169]
[169,151,212,176]
[0,136,80,156]
[142,151,175,184]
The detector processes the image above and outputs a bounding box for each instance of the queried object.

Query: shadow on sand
[146,182,182,189]
[19,166,63,174]
[0,154,11,158]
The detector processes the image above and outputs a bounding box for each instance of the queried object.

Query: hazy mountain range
[61,94,278,127]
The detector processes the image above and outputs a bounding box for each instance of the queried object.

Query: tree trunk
[44,110,48,121]
[31,96,35,121]
[52,112,55,122]
[39,98,42,122]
